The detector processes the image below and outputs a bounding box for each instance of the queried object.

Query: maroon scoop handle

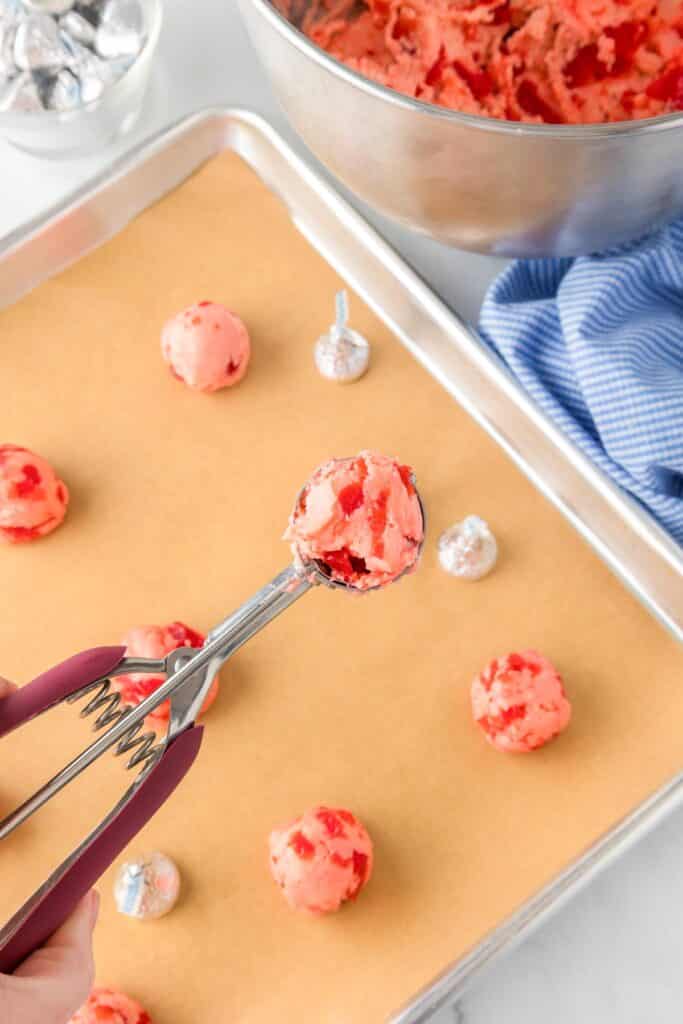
[0,647,127,738]
[0,725,203,974]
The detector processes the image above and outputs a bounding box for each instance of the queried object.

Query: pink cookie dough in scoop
[471,649,571,752]
[69,987,151,1024]
[0,444,69,544]
[161,300,250,392]
[269,806,374,914]
[285,450,424,591]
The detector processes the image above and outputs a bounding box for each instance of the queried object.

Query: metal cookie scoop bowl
[287,451,425,592]
[239,0,683,257]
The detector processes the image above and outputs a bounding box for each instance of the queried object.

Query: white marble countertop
[2,2,681,1021]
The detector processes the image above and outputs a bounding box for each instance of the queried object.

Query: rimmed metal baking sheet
[1,108,681,1022]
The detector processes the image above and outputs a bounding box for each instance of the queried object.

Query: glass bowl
[0,0,162,158]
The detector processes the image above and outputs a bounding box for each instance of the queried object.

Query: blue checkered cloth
[479,222,683,548]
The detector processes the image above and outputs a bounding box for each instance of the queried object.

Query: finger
[0,676,17,700]
[8,892,98,1023]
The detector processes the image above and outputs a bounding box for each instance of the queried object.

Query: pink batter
[0,444,69,544]
[69,987,151,1024]
[282,0,683,123]
[113,622,219,730]
[161,301,251,392]
[269,806,374,913]
[285,450,424,590]
[471,649,571,752]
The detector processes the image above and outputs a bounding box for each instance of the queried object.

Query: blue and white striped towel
[479,222,683,547]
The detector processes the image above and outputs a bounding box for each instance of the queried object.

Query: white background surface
[2,2,682,1022]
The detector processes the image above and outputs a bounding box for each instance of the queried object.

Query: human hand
[0,677,98,1024]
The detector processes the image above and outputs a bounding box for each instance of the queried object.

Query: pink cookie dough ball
[269,806,373,914]
[0,444,69,544]
[112,621,219,730]
[471,650,571,753]
[285,450,424,591]
[69,987,151,1024]
[161,300,250,392]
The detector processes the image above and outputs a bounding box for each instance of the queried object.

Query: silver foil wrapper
[438,515,498,581]
[314,290,370,384]
[0,0,143,113]
[63,33,109,101]
[13,12,70,69]
[44,63,79,108]
[114,851,181,921]
[60,9,94,44]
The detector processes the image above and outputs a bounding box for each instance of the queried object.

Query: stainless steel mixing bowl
[239,0,683,256]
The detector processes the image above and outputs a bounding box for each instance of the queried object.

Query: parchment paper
[0,152,681,1023]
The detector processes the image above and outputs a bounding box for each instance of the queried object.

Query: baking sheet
[1,145,682,1024]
